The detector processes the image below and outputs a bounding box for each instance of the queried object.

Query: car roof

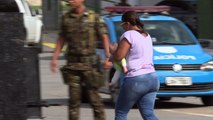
[103,14,179,22]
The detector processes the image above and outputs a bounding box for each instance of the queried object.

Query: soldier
[50,0,112,120]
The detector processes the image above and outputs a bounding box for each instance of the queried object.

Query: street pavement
[38,31,117,120]
[41,30,58,52]
[37,53,128,120]
[32,30,213,120]
[37,53,213,120]
[36,31,116,120]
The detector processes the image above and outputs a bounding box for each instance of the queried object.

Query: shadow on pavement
[155,100,204,109]
[42,98,68,107]
[41,97,206,110]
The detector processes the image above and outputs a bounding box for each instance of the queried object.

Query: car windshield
[113,20,196,45]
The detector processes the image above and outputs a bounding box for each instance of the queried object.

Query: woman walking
[111,11,160,120]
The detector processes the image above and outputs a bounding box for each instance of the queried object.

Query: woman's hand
[109,43,118,54]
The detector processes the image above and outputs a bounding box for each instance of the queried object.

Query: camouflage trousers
[66,70,105,120]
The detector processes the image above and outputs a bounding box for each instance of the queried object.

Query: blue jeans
[115,72,160,120]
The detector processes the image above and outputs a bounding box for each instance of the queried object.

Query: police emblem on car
[172,64,182,72]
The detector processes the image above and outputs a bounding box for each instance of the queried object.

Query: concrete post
[42,0,61,30]
[0,12,27,120]
[85,0,101,13]
[197,0,213,39]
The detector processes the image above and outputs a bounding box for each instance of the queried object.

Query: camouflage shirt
[59,8,107,58]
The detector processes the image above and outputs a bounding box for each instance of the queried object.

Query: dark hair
[122,11,147,34]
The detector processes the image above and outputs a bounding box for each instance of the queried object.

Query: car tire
[201,96,213,106]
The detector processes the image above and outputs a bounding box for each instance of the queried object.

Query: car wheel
[201,96,213,106]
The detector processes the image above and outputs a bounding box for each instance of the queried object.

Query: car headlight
[200,60,213,71]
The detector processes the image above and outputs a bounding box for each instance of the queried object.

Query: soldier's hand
[103,58,112,69]
[50,60,58,73]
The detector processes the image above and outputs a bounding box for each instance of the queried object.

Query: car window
[113,20,196,45]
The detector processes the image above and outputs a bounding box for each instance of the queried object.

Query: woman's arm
[113,38,130,61]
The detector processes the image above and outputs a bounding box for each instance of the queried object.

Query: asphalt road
[38,53,213,120]
[37,31,213,120]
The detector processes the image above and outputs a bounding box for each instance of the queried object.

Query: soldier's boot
[68,106,80,120]
[88,88,105,120]
[94,108,105,120]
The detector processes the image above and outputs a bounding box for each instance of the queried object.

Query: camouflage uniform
[59,8,107,120]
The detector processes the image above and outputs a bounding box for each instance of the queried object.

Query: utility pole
[197,0,213,39]
[85,0,101,13]
[42,0,60,30]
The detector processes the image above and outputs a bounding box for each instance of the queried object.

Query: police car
[101,6,213,106]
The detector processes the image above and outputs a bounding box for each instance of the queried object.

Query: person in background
[50,0,112,120]
[115,0,131,6]
[111,11,160,120]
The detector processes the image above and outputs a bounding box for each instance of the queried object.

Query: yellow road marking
[42,42,56,48]
[42,41,66,51]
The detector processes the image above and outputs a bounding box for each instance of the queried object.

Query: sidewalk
[42,30,59,52]
[36,52,114,120]
[27,30,213,120]
[36,30,114,120]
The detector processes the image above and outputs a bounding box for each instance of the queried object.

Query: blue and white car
[101,8,213,106]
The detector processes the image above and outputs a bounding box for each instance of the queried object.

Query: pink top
[120,30,155,77]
